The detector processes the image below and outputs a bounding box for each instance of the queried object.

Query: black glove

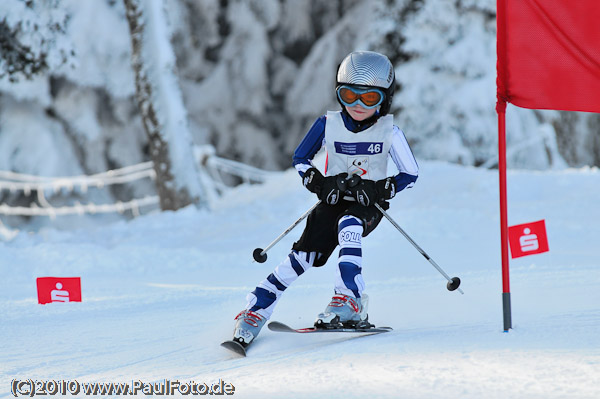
[352,177,396,206]
[352,179,378,206]
[375,177,396,201]
[303,168,347,205]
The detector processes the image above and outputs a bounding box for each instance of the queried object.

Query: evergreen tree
[123,0,208,210]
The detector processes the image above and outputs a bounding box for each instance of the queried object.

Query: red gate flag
[36,277,82,304]
[496,0,600,331]
[497,0,600,113]
[508,220,549,259]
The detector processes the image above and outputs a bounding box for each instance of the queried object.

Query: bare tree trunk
[124,0,207,210]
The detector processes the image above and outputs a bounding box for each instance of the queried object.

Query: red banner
[496,0,599,331]
[36,277,82,304]
[497,0,600,113]
[508,220,549,259]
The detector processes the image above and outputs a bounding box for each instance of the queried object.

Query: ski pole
[253,200,321,263]
[374,202,464,294]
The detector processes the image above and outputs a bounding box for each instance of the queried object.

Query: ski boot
[232,310,267,347]
[314,293,372,329]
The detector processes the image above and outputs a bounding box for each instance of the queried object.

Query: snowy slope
[1,161,599,399]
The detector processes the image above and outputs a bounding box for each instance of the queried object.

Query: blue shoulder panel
[292,115,327,175]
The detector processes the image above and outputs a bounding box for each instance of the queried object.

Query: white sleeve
[389,126,419,177]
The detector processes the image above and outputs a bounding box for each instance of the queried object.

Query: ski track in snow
[1,161,600,398]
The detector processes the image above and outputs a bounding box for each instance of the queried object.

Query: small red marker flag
[36,277,82,305]
[508,220,549,259]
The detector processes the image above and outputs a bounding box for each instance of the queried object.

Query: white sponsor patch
[347,157,369,178]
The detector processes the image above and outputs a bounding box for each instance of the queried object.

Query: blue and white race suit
[293,110,418,191]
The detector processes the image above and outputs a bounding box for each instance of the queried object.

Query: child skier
[230,50,419,347]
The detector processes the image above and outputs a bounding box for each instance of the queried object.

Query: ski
[222,322,391,356]
[267,321,393,334]
[220,340,248,357]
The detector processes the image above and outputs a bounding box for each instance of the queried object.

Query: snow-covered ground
[1,161,599,398]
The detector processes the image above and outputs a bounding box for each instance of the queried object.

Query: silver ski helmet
[336,51,395,116]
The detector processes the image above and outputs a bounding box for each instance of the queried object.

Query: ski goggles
[336,85,385,109]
